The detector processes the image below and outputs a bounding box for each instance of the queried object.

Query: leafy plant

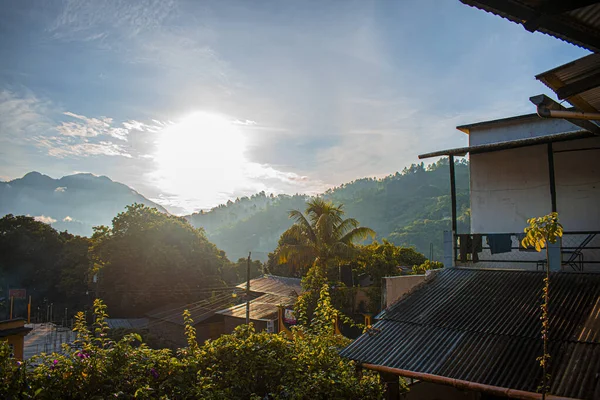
[521,212,563,399]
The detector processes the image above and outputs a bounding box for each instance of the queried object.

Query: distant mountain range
[0,172,167,235]
[1,161,470,263]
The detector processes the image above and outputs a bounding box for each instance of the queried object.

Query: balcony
[452,231,600,272]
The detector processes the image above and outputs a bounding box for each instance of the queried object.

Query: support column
[380,372,400,400]
[449,155,457,234]
[547,143,561,271]
[547,143,557,213]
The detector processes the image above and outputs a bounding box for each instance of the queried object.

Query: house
[145,275,302,348]
[419,109,600,272]
[0,319,32,360]
[341,2,600,399]
[146,297,231,349]
[340,268,600,399]
[217,275,302,334]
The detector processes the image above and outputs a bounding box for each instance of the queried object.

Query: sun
[153,111,251,210]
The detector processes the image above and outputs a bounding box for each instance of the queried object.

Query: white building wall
[470,144,551,233]
[553,137,600,231]
[469,117,579,146]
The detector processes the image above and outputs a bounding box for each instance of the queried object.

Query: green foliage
[521,212,563,398]
[0,299,385,399]
[221,257,263,284]
[411,260,443,275]
[0,214,92,319]
[521,212,564,252]
[190,160,470,264]
[91,204,230,316]
[349,240,428,313]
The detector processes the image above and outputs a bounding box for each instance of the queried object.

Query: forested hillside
[189,158,470,262]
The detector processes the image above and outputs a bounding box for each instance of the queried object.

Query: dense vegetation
[0,214,92,320]
[0,295,387,399]
[91,204,229,317]
[0,205,231,320]
[190,158,470,262]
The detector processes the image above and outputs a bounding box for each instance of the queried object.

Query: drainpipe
[362,363,578,400]
[536,108,600,121]
[530,94,600,135]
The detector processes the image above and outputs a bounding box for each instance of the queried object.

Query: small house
[0,319,32,360]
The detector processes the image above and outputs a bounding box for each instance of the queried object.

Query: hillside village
[2,1,600,399]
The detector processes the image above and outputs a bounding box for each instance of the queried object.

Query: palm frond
[334,218,359,238]
[339,226,376,244]
[288,209,316,243]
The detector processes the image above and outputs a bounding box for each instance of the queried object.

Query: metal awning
[536,53,600,113]
[418,129,592,159]
[461,0,600,53]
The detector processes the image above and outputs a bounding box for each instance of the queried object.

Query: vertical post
[246,252,251,325]
[547,143,557,213]
[27,296,31,324]
[9,296,13,319]
[449,155,457,234]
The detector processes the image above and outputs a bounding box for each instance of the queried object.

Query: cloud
[57,112,128,141]
[0,90,54,140]
[34,215,57,224]
[63,216,73,222]
[55,186,67,192]
[232,119,257,126]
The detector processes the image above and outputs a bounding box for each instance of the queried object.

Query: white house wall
[470,144,551,233]
[553,137,600,231]
[469,117,579,146]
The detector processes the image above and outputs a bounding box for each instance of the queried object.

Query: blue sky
[0,0,589,214]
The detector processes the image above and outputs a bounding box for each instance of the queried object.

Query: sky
[0,0,589,214]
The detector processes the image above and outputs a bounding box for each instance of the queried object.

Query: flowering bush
[1,299,384,399]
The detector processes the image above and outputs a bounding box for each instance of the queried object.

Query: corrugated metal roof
[237,275,302,297]
[216,293,293,321]
[537,53,600,113]
[147,297,234,326]
[460,1,600,53]
[105,318,149,330]
[340,268,600,399]
[418,129,592,159]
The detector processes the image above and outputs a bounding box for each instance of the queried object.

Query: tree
[521,212,563,399]
[349,240,428,313]
[276,198,375,282]
[90,204,229,317]
[0,214,92,319]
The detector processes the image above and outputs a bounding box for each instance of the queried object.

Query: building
[145,275,302,348]
[0,319,32,360]
[341,268,600,400]
[420,109,600,271]
[217,275,302,334]
[341,2,600,399]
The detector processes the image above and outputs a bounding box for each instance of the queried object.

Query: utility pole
[246,252,251,324]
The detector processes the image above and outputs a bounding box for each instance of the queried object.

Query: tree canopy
[90,204,230,317]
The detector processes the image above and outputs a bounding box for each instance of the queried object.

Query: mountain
[188,159,470,262]
[0,172,168,236]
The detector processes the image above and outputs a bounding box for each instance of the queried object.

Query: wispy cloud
[0,90,54,140]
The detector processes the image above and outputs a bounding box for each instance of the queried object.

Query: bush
[0,299,384,399]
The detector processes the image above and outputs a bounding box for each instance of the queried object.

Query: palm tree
[277,198,375,280]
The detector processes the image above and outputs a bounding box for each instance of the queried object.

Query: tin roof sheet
[461,1,600,53]
[237,275,302,297]
[340,268,600,399]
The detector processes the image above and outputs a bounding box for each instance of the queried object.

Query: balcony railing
[453,231,600,272]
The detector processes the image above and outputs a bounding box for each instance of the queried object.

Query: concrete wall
[553,137,600,231]
[468,116,578,146]
[470,145,551,233]
[383,274,429,308]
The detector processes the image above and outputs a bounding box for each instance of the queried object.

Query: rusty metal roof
[461,1,600,52]
[340,268,600,399]
[537,53,600,113]
[237,275,302,297]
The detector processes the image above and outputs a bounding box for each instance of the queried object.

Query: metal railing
[453,231,600,272]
